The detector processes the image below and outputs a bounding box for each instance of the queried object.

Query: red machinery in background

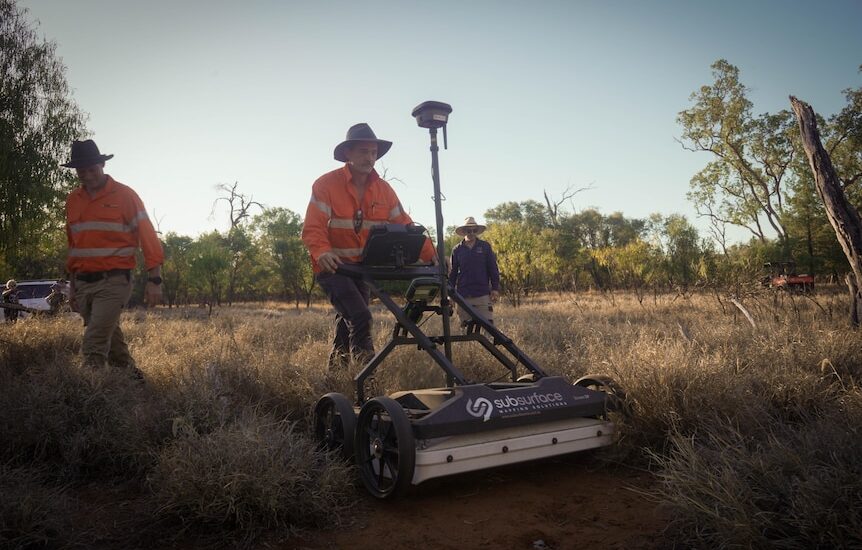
[762,262,815,293]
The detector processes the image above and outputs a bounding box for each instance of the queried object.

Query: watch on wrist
[147,276,163,285]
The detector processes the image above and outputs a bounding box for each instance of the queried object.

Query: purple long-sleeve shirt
[449,239,500,298]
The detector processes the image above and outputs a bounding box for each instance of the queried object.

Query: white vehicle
[1,279,68,320]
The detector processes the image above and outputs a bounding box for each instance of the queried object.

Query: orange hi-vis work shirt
[302,165,435,273]
[65,176,164,274]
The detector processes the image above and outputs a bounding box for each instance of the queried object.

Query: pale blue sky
[18,0,862,242]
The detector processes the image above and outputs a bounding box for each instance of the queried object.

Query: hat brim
[61,154,113,168]
[334,140,392,162]
[456,225,486,236]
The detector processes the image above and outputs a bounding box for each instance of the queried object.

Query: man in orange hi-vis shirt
[302,123,436,369]
[63,140,164,379]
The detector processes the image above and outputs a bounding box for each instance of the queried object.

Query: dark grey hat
[333,123,392,162]
[61,139,114,168]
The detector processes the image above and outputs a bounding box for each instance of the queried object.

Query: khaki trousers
[456,294,494,327]
[75,274,134,368]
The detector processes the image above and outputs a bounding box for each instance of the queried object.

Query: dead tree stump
[790,96,862,328]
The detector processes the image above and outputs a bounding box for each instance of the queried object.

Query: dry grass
[0,465,76,549]
[1,289,861,547]
[149,411,354,544]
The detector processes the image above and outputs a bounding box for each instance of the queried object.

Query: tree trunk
[790,96,862,328]
[847,274,860,328]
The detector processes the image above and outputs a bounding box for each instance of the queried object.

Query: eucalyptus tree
[161,232,195,307]
[0,0,87,270]
[251,207,312,307]
[484,200,550,230]
[679,60,795,249]
[482,221,558,306]
[188,231,231,312]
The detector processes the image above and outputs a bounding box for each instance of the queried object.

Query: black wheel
[574,375,630,418]
[313,392,356,461]
[354,396,415,499]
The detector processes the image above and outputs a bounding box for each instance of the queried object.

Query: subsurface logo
[493,392,566,414]
[466,397,493,422]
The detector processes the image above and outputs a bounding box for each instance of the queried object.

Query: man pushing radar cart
[312,102,628,499]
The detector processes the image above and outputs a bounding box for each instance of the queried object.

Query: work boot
[109,361,145,382]
[83,353,107,370]
[129,366,145,381]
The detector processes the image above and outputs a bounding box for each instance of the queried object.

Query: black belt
[75,269,131,283]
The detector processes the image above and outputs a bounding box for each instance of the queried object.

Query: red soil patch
[286,454,669,550]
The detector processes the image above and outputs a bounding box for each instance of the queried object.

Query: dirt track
[288,454,670,550]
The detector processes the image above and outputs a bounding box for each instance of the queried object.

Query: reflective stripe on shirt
[310,197,332,216]
[69,221,134,233]
[68,247,137,258]
[329,218,386,230]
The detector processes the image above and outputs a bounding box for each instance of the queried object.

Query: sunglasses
[463,228,478,234]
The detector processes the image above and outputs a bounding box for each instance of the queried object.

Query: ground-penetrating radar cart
[313,102,627,498]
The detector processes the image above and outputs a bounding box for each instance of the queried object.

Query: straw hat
[455,217,486,236]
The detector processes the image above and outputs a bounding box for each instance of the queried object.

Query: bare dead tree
[211,182,264,230]
[211,182,264,306]
[543,183,594,228]
[790,96,862,328]
[695,202,729,255]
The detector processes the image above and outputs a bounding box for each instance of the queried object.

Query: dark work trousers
[316,273,374,368]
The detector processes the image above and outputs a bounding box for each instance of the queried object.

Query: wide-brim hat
[62,139,114,168]
[333,123,392,162]
[455,217,486,236]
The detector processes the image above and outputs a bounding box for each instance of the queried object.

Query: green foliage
[0,0,87,273]
[591,239,659,294]
[161,232,194,307]
[679,59,795,246]
[188,231,231,306]
[485,199,550,229]
[251,207,314,307]
[484,221,559,305]
[680,59,862,279]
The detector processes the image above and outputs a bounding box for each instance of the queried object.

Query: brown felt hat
[62,140,113,168]
[333,123,392,162]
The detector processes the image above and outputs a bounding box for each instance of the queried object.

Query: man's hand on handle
[318,252,343,274]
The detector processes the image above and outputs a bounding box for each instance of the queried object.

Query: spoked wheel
[313,392,356,461]
[355,396,415,499]
[574,375,630,418]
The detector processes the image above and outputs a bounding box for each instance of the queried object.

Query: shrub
[148,411,354,543]
[0,360,169,480]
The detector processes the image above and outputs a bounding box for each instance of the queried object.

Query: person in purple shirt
[448,217,501,329]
